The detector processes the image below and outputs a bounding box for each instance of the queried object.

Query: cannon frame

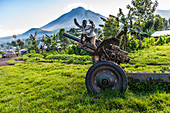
[63,32,170,93]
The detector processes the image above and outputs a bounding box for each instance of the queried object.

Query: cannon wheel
[85,61,127,93]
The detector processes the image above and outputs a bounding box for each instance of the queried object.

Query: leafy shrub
[41,50,49,58]
[66,44,90,55]
[155,36,166,45]
[126,35,169,52]
[0,51,4,54]
[28,53,43,58]
[165,36,170,43]
[30,50,36,53]
[126,37,140,51]
[142,37,155,48]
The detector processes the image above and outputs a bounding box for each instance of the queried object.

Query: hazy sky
[0,0,169,38]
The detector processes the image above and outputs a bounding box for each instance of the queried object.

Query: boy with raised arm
[74,18,97,50]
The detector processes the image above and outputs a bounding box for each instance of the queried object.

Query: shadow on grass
[128,82,169,97]
[81,82,169,100]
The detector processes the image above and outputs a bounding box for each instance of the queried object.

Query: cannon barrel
[63,32,82,42]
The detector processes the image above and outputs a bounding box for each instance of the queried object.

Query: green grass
[0,44,170,112]
[129,43,170,65]
[121,43,170,72]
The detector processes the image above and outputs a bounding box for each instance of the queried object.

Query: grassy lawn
[121,43,170,72]
[0,44,169,112]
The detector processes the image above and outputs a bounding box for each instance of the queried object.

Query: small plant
[155,36,166,45]
[165,36,170,43]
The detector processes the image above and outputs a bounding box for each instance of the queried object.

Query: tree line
[100,0,170,50]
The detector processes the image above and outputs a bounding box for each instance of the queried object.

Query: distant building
[6,49,15,53]
[151,30,170,38]
[19,49,27,55]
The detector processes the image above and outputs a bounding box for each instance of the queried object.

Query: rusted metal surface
[63,32,170,83]
[90,31,130,63]
[77,45,94,54]
[63,33,82,42]
[126,72,170,82]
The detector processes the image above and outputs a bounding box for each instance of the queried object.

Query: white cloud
[157,0,170,10]
[0,25,26,38]
[63,2,93,13]
[0,25,4,28]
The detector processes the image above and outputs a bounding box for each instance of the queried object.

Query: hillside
[156,9,170,19]
[0,43,169,112]
[41,7,105,31]
[22,28,52,36]
[0,28,54,43]
[0,7,105,43]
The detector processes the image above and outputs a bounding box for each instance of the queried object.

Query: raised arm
[89,20,95,29]
[89,20,95,34]
[74,19,82,28]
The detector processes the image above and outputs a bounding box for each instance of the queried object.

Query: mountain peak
[72,7,86,11]
[41,6,105,31]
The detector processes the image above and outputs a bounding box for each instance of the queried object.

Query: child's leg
[91,36,97,63]
[80,34,84,43]
[91,36,97,50]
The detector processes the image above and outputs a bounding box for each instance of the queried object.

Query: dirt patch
[0,55,18,67]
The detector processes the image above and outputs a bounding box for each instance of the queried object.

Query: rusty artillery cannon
[63,32,170,93]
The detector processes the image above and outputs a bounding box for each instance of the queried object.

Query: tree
[50,33,58,52]
[99,8,129,50]
[143,19,154,32]
[163,18,168,30]
[0,44,4,48]
[58,28,70,51]
[99,16,119,39]
[17,39,25,49]
[100,0,159,50]
[42,33,59,52]
[126,0,158,34]
[28,31,39,53]
[153,14,164,31]
[69,28,76,33]
[101,0,158,38]
[11,41,17,47]
[126,0,158,48]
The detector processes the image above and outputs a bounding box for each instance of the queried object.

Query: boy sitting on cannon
[74,18,97,50]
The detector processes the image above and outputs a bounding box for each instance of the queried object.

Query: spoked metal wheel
[86,61,127,93]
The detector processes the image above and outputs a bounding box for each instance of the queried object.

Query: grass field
[0,44,169,112]
[121,43,170,72]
